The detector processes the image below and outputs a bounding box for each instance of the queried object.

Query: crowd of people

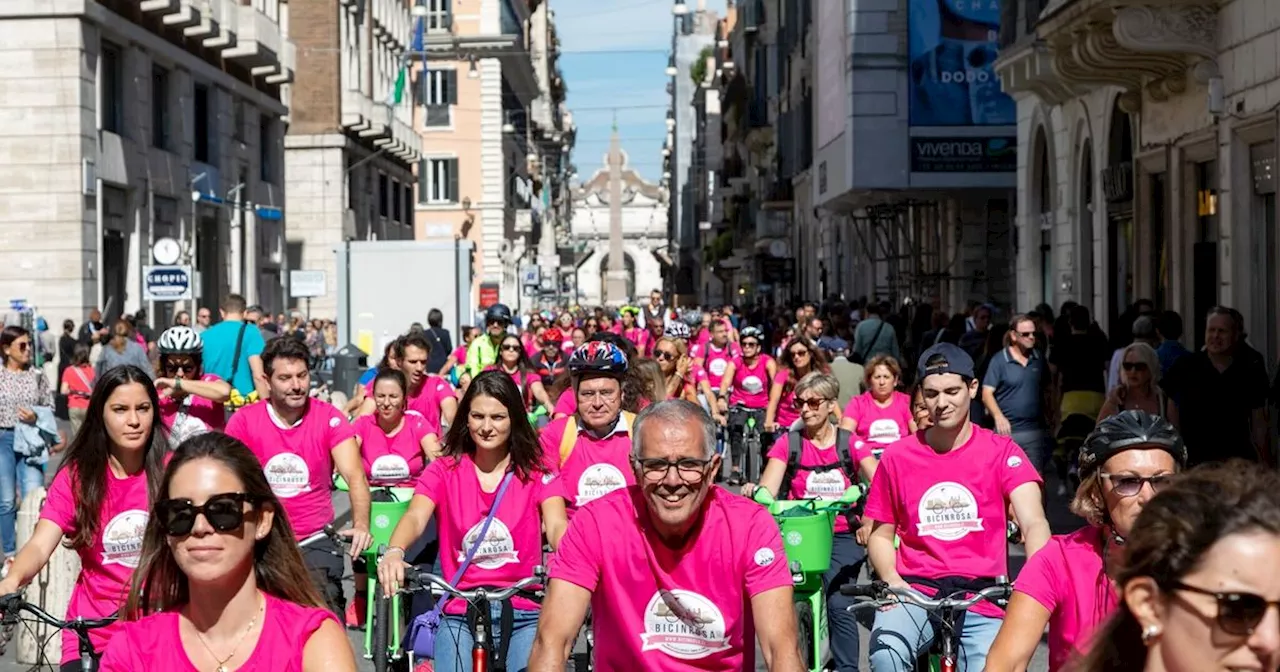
[0,290,1274,672]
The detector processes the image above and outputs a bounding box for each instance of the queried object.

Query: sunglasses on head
[1172,582,1280,637]
[1121,361,1148,372]
[158,492,259,537]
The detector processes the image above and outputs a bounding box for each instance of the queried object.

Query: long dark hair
[0,326,28,366]
[779,336,829,397]
[1076,461,1280,672]
[125,432,325,617]
[497,334,535,375]
[444,371,544,481]
[57,365,168,549]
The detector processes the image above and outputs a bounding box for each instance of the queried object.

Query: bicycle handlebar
[840,581,1011,613]
[0,592,116,632]
[401,567,544,603]
[299,524,349,550]
[752,484,863,510]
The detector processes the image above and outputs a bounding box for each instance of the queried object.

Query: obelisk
[604,117,629,305]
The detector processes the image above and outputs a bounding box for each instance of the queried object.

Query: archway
[1077,139,1095,308]
[1105,100,1135,328]
[1033,128,1053,306]
[600,253,636,303]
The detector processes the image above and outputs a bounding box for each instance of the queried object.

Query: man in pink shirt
[529,400,804,671]
[225,337,373,617]
[357,332,457,431]
[864,343,1051,671]
[690,319,740,423]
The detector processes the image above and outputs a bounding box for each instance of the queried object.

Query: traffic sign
[520,264,540,289]
[143,265,193,301]
[290,270,327,298]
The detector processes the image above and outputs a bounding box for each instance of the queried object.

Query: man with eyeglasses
[538,341,638,517]
[466,302,513,377]
[530,400,804,672]
[982,314,1054,475]
[865,343,1050,671]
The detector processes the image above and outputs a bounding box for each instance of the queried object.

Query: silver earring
[1141,624,1161,645]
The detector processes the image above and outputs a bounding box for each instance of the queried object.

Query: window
[424,0,452,32]
[233,98,245,141]
[403,185,413,224]
[418,158,459,204]
[379,173,389,218]
[260,115,275,183]
[151,66,170,149]
[416,69,457,127]
[392,179,402,222]
[194,84,211,163]
[100,42,124,134]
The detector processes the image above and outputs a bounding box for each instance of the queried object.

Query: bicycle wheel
[372,590,390,672]
[795,601,815,670]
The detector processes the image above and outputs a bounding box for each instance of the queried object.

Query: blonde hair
[1069,471,1106,527]
[632,357,667,402]
[794,372,840,402]
[1119,342,1161,389]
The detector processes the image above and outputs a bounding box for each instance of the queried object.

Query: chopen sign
[143,265,193,301]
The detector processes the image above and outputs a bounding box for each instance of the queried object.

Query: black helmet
[484,303,512,325]
[1079,410,1187,479]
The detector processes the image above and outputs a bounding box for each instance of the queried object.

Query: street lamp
[672,1,688,16]
[665,55,678,77]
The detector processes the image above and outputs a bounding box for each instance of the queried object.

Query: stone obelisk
[604,117,628,305]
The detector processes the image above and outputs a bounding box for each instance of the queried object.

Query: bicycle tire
[795,601,815,671]
[372,590,390,672]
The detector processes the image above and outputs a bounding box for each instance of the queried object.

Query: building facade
[667,1,717,302]
[285,0,422,319]
[997,0,1280,361]
[0,0,293,326]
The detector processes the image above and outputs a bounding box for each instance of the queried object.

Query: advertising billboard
[908,0,1015,127]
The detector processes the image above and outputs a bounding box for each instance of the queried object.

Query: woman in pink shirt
[484,334,554,418]
[99,432,357,671]
[985,411,1187,672]
[765,336,830,434]
[377,371,567,672]
[0,365,167,669]
[839,354,916,461]
[619,306,649,352]
[154,326,231,448]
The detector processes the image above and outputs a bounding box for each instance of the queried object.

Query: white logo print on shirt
[640,590,732,660]
[101,509,148,568]
[916,482,984,541]
[458,518,520,569]
[263,453,312,498]
[575,463,627,506]
[741,375,764,394]
[866,418,902,444]
[803,469,846,499]
[370,455,411,482]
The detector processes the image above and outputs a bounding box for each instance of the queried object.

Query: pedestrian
[1154,309,1190,375]
[193,306,211,334]
[56,319,77,419]
[96,320,154,380]
[59,343,94,437]
[423,308,453,374]
[173,310,190,327]
[201,294,268,399]
[982,314,1054,474]
[77,308,109,347]
[1097,342,1164,421]
[1106,315,1158,392]
[852,301,900,364]
[1049,304,1110,424]
[959,303,993,359]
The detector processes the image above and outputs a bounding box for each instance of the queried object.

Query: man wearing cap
[863,343,1051,672]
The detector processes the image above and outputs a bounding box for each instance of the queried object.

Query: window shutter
[445,69,458,105]
[418,159,428,203]
[446,158,459,202]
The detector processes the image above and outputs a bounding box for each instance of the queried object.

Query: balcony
[995,0,1219,109]
[343,90,421,163]
[223,3,283,74]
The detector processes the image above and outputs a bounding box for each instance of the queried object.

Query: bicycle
[727,404,768,483]
[0,592,116,672]
[842,579,1012,672]
[751,485,863,672]
[373,566,545,672]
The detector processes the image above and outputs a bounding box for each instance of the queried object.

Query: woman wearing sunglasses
[486,334,555,421]
[0,325,54,561]
[1097,342,1166,422]
[1074,460,1280,672]
[652,336,696,402]
[765,336,830,434]
[0,366,164,670]
[99,432,357,671]
[985,411,1187,672]
[154,326,231,446]
[379,371,566,672]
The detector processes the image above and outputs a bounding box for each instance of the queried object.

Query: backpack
[780,427,861,527]
[558,411,638,467]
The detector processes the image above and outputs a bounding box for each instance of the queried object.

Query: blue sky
[554,0,725,184]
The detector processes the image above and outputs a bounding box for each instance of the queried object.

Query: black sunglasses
[654,350,677,361]
[1173,581,1280,636]
[1121,361,1148,371]
[158,492,259,537]
[500,344,522,352]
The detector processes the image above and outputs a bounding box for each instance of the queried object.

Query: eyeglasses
[500,345,522,352]
[1100,472,1174,497]
[634,457,714,483]
[789,349,811,358]
[165,361,196,374]
[742,341,760,349]
[794,397,831,411]
[158,492,259,536]
[487,320,507,328]
[1172,581,1280,636]
[578,388,620,402]
[11,342,28,352]
[654,350,677,361]
[1121,361,1148,372]
[1015,330,1036,338]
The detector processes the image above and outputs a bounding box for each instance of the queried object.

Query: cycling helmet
[681,309,703,327]
[619,305,641,318]
[541,327,564,345]
[663,321,691,340]
[740,326,764,342]
[485,303,513,325]
[567,341,628,376]
[158,326,203,355]
[1078,410,1187,480]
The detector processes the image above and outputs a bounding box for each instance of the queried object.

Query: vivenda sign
[910,137,1016,173]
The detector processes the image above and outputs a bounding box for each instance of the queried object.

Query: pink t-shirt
[862,427,1041,618]
[690,341,742,391]
[549,486,790,671]
[538,415,635,515]
[450,345,467,366]
[1015,526,1118,671]
[623,327,649,353]
[416,456,559,614]
[353,414,434,485]
[225,400,358,538]
[765,434,856,533]
[554,387,577,416]
[364,374,455,434]
[772,369,800,428]
[40,465,149,663]
[728,355,772,409]
[99,592,338,671]
[843,391,913,456]
[158,373,226,435]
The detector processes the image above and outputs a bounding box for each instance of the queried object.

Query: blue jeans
[435,604,538,672]
[0,429,43,556]
[1010,429,1052,477]
[826,532,867,672]
[868,603,1003,671]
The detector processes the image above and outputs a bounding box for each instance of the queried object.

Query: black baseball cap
[917,343,975,381]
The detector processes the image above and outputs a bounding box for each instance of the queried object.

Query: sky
[554,0,726,185]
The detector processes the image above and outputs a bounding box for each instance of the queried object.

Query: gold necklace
[191,592,264,672]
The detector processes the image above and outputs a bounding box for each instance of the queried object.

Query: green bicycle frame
[334,475,414,661]
[753,486,863,672]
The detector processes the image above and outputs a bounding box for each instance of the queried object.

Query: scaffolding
[850,200,950,305]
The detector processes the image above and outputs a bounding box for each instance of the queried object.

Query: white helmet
[663,321,691,340]
[158,326,203,355]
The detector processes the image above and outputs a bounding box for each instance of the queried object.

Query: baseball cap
[917,343,976,381]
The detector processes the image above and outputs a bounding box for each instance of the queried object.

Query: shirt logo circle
[803,469,846,499]
[639,590,732,660]
[753,547,776,567]
[866,418,902,444]
[916,481,984,541]
[370,455,412,483]
[1007,456,1022,468]
[263,453,312,498]
[459,518,520,570]
[741,375,764,394]
[329,417,341,428]
[708,358,728,377]
[575,463,627,506]
[101,509,148,568]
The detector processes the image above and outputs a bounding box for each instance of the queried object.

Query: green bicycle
[752,485,863,672]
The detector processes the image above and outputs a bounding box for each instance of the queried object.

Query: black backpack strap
[779,429,803,499]
[228,321,250,386]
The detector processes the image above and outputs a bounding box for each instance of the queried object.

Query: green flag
[392,63,408,105]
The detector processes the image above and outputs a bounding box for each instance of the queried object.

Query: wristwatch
[377,546,406,565]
